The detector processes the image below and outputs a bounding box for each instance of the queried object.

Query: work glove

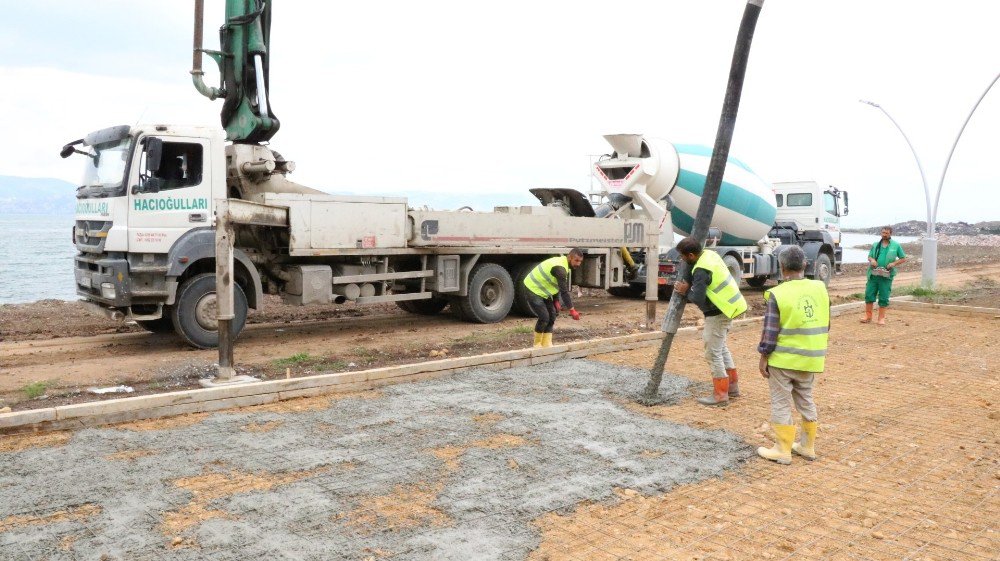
[553,300,562,312]
[569,308,581,321]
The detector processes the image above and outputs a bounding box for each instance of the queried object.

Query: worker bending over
[757,245,829,465]
[524,248,584,347]
[673,237,747,406]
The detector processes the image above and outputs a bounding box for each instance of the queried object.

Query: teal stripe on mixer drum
[670,207,759,246]
[674,169,777,228]
[674,144,755,174]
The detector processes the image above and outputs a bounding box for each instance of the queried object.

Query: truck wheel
[812,254,833,286]
[395,300,416,313]
[607,285,644,299]
[511,263,538,317]
[171,273,248,349]
[746,276,768,289]
[396,297,449,315]
[457,263,514,323]
[136,312,175,334]
[722,255,743,286]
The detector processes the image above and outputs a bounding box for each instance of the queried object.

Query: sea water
[0,214,77,304]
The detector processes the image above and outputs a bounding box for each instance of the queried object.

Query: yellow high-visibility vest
[692,251,747,319]
[524,256,569,299]
[765,278,830,373]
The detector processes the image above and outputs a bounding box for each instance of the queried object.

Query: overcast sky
[1,0,997,227]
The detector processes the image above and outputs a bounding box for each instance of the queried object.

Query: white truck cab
[773,181,849,244]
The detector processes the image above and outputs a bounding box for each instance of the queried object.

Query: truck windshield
[77,137,132,198]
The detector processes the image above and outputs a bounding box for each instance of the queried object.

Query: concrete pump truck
[64,0,658,348]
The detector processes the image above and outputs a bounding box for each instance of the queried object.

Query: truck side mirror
[842,192,849,216]
[145,137,164,174]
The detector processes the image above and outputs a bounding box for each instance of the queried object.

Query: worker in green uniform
[673,237,748,407]
[757,245,829,465]
[523,249,584,347]
[861,226,907,326]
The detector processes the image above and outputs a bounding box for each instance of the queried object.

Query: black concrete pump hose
[640,0,765,405]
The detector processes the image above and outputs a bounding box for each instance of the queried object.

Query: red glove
[569,308,581,321]
[553,300,562,312]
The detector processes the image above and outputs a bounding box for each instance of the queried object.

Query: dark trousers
[527,293,557,333]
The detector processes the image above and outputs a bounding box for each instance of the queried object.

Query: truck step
[332,270,434,284]
[356,292,433,305]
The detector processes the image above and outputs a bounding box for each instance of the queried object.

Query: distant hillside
[0,175,539,215]
[0,176,77,214]
[844,220,1000,236]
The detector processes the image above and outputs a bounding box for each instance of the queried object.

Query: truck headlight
[100,282,117,299]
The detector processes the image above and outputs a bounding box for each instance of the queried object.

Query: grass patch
[456,325,533,344]
[352,347,379,361]
[273,353,313,367]
[23,381,48,399]
[850,292,864,300]
[892,284,960,301]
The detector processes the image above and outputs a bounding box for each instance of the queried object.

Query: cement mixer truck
[590,134,848,296]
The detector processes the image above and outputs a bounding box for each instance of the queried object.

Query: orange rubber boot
[726,368,740,398]
[860,303,873,323]
[877,307,887,326]
[696,377,730,407]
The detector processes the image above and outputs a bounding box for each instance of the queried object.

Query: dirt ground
[527,307,1000,561]
[1,243,999,411]
[1,307,996,560]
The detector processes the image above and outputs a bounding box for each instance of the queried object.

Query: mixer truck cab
[772,181,849,266]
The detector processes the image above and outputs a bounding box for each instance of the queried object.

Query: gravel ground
[0,360,752,560]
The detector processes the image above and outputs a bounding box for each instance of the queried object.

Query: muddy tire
[457,263,514,323]
[722,254,743,287]
[607,285,644,299]
[396,297,449,315]
[136,311,175,334]
[657,285,674,300]
[171,273,248,349]
[511,262,539,317]
[812,254,833,286]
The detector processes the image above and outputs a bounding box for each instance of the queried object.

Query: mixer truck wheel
[607,286,644,299]
[457,263,514,323]
[136,311,175,334]
[511,263,539,317]
[657,285,674,300]
[811,254,833,286]
[722,255,743,287]
[171,273,248,349]
[396,297,449,315]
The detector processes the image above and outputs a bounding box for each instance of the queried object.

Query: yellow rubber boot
[757,424,795,465]
[792,420,817,460]
[541,333,553,347]
[532,332,543,348]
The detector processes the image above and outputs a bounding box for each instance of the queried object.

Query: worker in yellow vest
[523,248,584,347]
[756,245,829,465]
[673,237,747,407]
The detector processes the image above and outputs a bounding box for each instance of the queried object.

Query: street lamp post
[860,70,999,288]
[858,99,934,287]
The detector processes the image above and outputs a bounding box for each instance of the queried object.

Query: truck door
[128,136,213,253]
[823,191,842,244]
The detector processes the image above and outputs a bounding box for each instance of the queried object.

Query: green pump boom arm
[191,0,279,143]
